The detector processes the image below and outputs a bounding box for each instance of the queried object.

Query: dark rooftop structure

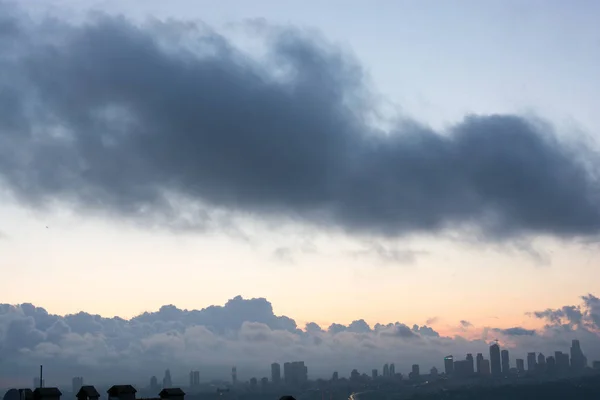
[33,388,61,400]
[158,389,185,400]
[107,385,136,400]
[18,389,33,400]
[77,386,100,400]
[279,397,296,400]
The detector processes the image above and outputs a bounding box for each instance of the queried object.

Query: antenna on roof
[39,365,43,388]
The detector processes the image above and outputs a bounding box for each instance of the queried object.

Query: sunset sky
[1,1,600,378]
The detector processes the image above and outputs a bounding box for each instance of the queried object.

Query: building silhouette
[444,355,454,375]
[76,386,99,400]
[489,343,501,376]
[231,367,237,385]
[371,369,378,379]
[516,359,525,373]
[570,340,587,371]
[389,363,396,376]
[188,371,200,389]
[382,363,389,378]
[527,352,537,371]
[537,353,546,372]
[162,370,172,389]
[466,353,474,375]
[271,363,281,384]
[71,378,83,395]
[476,353,484,374]
[501,349,510,375]
[479,359,491,375]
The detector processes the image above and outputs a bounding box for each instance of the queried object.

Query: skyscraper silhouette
[501,349,510,375]
[489,342,501,376]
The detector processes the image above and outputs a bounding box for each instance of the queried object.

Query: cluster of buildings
[418,339,594,380]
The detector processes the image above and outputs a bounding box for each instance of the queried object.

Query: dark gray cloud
[0,4,599,241]
[460,320,473,328]
[531,294,600,331]
[1,294,599,384]
[493,327,536,336]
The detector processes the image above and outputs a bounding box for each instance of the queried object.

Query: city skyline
[1,294,599,386]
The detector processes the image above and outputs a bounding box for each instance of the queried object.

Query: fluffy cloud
[1,295,599,385]
[0,2,600,242]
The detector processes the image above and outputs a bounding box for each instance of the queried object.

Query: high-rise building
[411,364,420,379]
[430,367,438,377]
[150,376,159,391]
[501,349,509,375]
[72,377,83,394]
[480,359,491,375]
[489,343,501,376]
[382,363,389,378]
[516,359,525,373]
[527,352,537,371]
[537,353,546,372]
[444,355,454,375]
[331,371,338,381]
[555,351,570,373]
[283,361,308,386]
[271,363,281,384]
[466,354,474,375]
[283,362,291,384]
[476,353,484,374]
[570,339,587,371]
[389,363,395,376]
[546,356,556,372]
[453,360,471,378]
[371,369,378,379]
[189,370,200,388]
[163,369,172,388]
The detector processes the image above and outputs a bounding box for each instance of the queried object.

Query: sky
[1,0,600,385]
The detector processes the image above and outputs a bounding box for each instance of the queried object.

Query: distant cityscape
[4,339,600,400]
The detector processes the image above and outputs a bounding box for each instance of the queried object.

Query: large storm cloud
[0,3,599,240]
[0,295,599,385]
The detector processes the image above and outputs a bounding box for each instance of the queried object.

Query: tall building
[410,364,420,380]
[570,339,587,371]
[489,343,501,376]
[555,351,570,373]
[382,363,389,378]
[331,371,338,381]
[527,352,537,371]
[284,361,308,386]
[430,367,438,377]
[72,377,83,394]
[444,355,454,375]
[546,356,556,372]
[231,367,237,386]
[271,363,281,384]
[189,370,200,388]
[150,376,159,391]
[389,363,396,376]
[537,353,546,372]
[453,360,471,378]
[516,359,525,373]
[371,369,378,379]
[163,369,172,388]
[480,359,491,375]
[501,349,510,375]
[476,353,484,374]
[466,354,474,375]
[283,363,291,384]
